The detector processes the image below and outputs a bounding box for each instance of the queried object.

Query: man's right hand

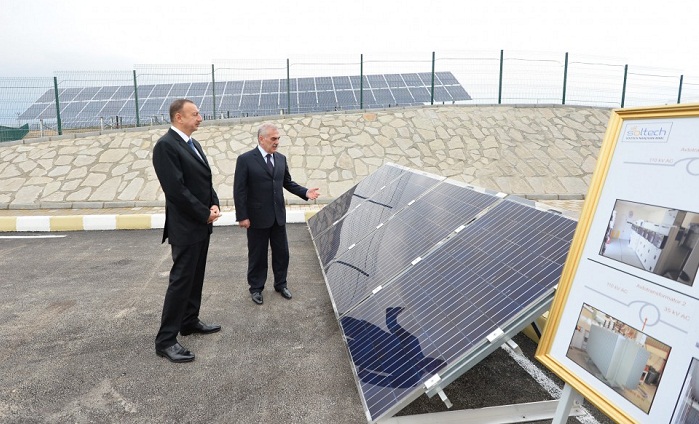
[238,219,250,229]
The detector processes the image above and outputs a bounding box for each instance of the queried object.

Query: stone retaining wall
[0,105,612,209]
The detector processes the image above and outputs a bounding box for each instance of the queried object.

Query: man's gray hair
[257,123,278,140]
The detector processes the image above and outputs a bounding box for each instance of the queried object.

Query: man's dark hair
[169,99,194,121]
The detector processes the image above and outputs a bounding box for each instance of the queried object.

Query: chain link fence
[1,50,698,142]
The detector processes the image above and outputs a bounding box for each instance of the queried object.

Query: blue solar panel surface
[19,72,471,127]
[312,170,444,268]
[310,168,577,422]
[324,181,501,316]
[307,164,408,239]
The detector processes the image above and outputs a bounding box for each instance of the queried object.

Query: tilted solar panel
[307,163,409,239]
[335,199,576,422]
[312,169,444,268]
[324,181,502,316]
[19,72,471,127]
[309,165,577,422]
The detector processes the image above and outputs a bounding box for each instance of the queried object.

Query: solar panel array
[308,164,577,422]
[18,72,471,128]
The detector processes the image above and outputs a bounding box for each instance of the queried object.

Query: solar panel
[150,84,171,98]
[93,86,119,101]
[335,90,357,108]
[385,74,406,88]
[402,73,423,87]
[188,82,209,97]
[59,88,82,102]
[242,80,261,95]
[433,86,453,102]
[225,80,244,95]
[408,87,431,103]
[312,169,444,268]
[309,166,577,422]
[19,72,470,127]
[240,94,260,111]
[316,76,333,90]
[391,88,413,104]
[297,77,315,92]
[372,88,395,106]
[333,76,353,90]
[367,74,388,89]
[308,163,410,239]
[334,199,575,422]
[261,79,279,93]
[324,181,502,316]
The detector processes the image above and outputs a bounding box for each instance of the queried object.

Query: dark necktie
[266,153,274,173]
[187,139,203,161]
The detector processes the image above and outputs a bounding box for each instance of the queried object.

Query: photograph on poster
[567,303,671,414]
[671,358,699,423]
[599,199,699,287]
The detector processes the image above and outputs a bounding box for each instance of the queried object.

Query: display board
[537,104,699,424]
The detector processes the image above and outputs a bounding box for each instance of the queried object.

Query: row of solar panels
[19,72,471,126]
[307,164,577,422]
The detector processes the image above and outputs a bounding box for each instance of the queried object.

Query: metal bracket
[424,375,452,409]
[486,327,504,343]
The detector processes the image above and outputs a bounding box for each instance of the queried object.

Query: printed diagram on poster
[536,104,699,424]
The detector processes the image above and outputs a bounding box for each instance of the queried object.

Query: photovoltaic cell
[333,199,576,422]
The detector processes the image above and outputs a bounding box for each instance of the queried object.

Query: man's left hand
[208,205,222,223]
[307,188,320,200]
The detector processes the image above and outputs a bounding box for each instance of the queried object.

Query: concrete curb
[0,209,310,232]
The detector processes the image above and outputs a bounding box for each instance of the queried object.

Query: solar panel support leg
[505,338,522,355]
[436,388,452,409]
[551,383,583,424]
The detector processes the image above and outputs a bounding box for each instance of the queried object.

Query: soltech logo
[621,122,672,143]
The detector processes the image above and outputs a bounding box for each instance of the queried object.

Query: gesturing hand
[307,188,320,200]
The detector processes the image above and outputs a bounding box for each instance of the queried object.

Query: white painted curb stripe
[5,208,311,232]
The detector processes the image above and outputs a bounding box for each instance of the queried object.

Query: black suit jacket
[233,148,308,228]
[153,128,219,245]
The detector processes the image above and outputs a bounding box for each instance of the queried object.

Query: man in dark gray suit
[234,123,320,305]
[152,99,222,363]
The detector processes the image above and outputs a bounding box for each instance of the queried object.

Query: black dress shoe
[251,292,263,305]
[180,320,221,336]
[278,287,292,299]
[156,342,195,363]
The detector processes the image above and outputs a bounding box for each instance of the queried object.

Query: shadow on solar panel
[308,166,577,423]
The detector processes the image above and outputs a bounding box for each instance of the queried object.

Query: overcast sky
[1,0,697,77]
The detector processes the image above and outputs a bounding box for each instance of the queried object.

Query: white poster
[538,105,699,424]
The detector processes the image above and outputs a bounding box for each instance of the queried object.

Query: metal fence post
[621,64,628,108]
[430,51,435,105]
[133,70,140,127]
[562,52,569,105]
[677,74,684,104]
[287,58,291,114]
[498,50,504,104]
[360,54,364,109]
[211,64,217,120]
[53,76,62,135]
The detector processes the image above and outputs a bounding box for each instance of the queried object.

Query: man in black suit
[152,99,222,363]
[234,123,320,305]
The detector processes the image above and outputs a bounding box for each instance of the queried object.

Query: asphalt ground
[0,225,614,424]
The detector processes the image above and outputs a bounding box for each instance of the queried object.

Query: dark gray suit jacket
[233,148,308,228]
[153,128,219,245]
